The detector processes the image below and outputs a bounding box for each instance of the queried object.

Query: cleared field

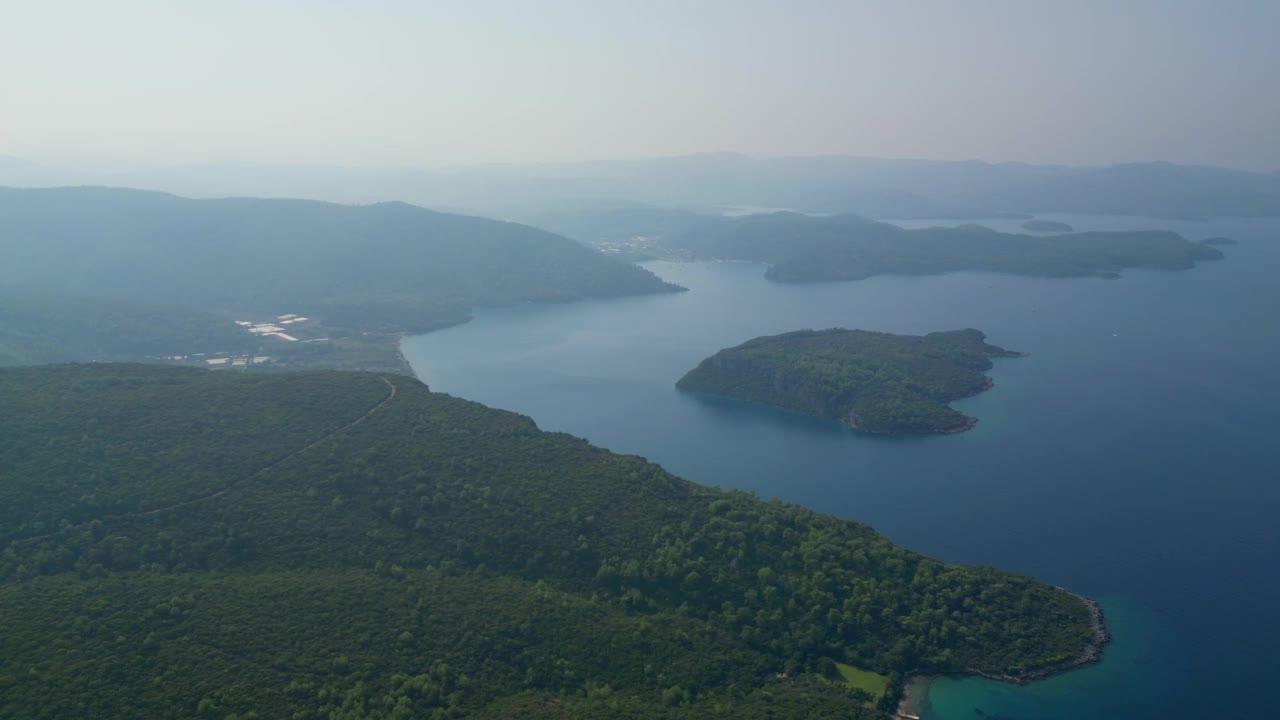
[836,662,888,701]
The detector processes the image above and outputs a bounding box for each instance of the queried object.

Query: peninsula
[678,328,1025,434]
[1,363,1098,718]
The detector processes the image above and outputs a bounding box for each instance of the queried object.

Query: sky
[3,0,1278,171]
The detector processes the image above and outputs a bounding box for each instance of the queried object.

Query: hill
[678,329,1023,434]
[0,364,1099,718]
[656,212,1223,282]
[0,287,257,366]
[0,186,680,366]
[1021,219,1074,233]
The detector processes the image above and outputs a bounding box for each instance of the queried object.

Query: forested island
[0,364,1101,718]
[1021,219,1074,232]
[655,212,1225,283]
[558,207,1225,283]
[678,329,1024,434]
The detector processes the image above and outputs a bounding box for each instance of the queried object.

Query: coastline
[894,675,927,719]
[962,592,1111,685]
[848,348,1026,436]
[846,372,996,435]
[391,333,413,375]
[679,330,1024,437]
[895,593,1108,718]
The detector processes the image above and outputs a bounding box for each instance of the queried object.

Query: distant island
[651,212,1225,284]
[1021,219,1075,232]
[678,328,1025,434]
[1201,236,1239,246]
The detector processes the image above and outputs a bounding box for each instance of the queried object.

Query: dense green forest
[678,329,1023,434]
[657,212,1224,283]
[0,186,681,365]
[0,287,257,366]
[0,364,1097,718]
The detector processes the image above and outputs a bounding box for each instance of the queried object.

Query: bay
[402,214,1280,719]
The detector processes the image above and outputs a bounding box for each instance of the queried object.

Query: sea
[401,214,1280,719]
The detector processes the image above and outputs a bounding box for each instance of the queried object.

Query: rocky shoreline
[848,353,1031,435]
[964,593,1111,685]
[893,593,1109,717]
[845,374,995,435]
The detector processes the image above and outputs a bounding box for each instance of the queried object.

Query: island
[650,211,1226,283]
[0,363,1101,718]
[1021,219,1075,232]
[677,328,1025,434]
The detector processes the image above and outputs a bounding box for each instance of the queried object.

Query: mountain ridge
[5,153,1278,219]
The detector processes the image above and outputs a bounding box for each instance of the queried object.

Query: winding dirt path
[139,375,397,513]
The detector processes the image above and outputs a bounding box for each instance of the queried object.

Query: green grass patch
[835,662,888,701]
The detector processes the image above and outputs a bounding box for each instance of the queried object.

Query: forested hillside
[0,364,1097,719]
[678,329,1022,434]
[0,186,680,353]
[0,287,257,366]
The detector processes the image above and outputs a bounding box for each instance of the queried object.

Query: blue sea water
[402,215,1280,719]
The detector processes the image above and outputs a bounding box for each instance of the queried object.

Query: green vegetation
[0,287,413,373]
[251,331,413,374]
[657,212,1224,283]
[0,364,1097,718]
[834,663,889,704]
[678,328,1023,434]
[0,186,681,367]
[0,287,256,366]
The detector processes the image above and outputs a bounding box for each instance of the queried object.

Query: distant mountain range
[4,153,1278,220]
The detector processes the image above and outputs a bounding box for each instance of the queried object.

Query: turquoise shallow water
[403,215,1280,719]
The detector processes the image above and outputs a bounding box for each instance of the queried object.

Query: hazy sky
[4,0,1278,170]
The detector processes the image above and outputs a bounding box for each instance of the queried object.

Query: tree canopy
[0,364,1097,718]
[678,328,1023,434]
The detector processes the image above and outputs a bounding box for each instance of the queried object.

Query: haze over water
[403,214,1280,719]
